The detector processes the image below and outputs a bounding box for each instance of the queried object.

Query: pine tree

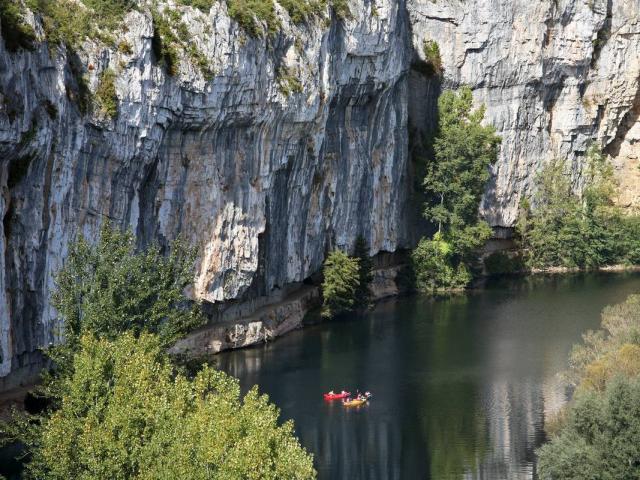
[321,250,360,318]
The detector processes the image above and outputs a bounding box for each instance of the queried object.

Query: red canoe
[324,391,351,400]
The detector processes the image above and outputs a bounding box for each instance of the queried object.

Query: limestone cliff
[1,0,640,384]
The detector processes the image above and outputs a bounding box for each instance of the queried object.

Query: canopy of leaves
[49,223,205,381]
[517,145,640,269]
[412,232,471,293]
[25,333,316,480]
[423,87,501,233]
[413,87,500,293]
[537,375,640,480]
[537,292,640,479]
[321,250,360,318]
[567,293,640,391]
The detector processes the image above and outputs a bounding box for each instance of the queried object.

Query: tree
[50,222,206,381]
[516,145,640,269]
[23,333,316,480]
[537,292,640,479]
[537,375,640,480]
[423,86,500,235]
[321,250,360,318]
[567,293,640,390]
[411,232,471,292]
[413,87,500,292]
[1,224,315,479]
[353,236,373,309]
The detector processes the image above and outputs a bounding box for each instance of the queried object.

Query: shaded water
[217,273,640,480]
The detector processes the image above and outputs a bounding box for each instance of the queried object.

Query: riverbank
[169,261,410,360]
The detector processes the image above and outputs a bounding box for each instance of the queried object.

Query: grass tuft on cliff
[422,39,443,76]
[95,69,118,118]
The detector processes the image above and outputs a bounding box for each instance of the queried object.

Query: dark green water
[217,273,640,480]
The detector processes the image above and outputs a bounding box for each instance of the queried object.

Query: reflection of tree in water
[402,295,489,479]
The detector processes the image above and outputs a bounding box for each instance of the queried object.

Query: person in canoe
[324,390,350,400]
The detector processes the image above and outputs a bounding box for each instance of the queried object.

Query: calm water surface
[217,273,640,480]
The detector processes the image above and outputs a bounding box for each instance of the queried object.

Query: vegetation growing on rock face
[42,223,206,397]
[412,86,501,292]
[516,145,640,270]
[422,39,442,76]
[95,69,118,118]
[277,65,303,96]
[19,333,316,479]
[537,293,640,480]
[0,0,36,52]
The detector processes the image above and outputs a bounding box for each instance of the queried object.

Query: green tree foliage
[537,292,640,479]
[567,293,640,391]
[413,87,500,292]
[353,236,373,309]
[24,333,316,480]
[321,250,360,318]
[24,0,133,48]
[517,145,640,269]
[2,224,314,479]
[423,87,500,235]
[176,0,215,12]
[150,8,180,76]
[412,232,471,292]
[537,375,640,480]
[49,223,206,381]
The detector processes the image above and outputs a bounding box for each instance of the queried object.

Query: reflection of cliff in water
[216,273,640,480]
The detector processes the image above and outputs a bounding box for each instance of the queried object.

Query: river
[217,273,640,480]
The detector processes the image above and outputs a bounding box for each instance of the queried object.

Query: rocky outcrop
[2,0,640,384]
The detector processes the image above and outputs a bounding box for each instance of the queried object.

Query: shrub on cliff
[413,86,500,292]
[422,39,442,76]
[0,0,36,52]
[95,69,118,118]
[322,250,360,318]
[21,333,316,479]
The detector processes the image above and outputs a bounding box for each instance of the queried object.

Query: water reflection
[217,273,640,479]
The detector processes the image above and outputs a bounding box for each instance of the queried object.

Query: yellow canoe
[343,398,367,407]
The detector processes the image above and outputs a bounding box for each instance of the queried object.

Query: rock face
[1,0,640,384]
[406,0,640,225]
